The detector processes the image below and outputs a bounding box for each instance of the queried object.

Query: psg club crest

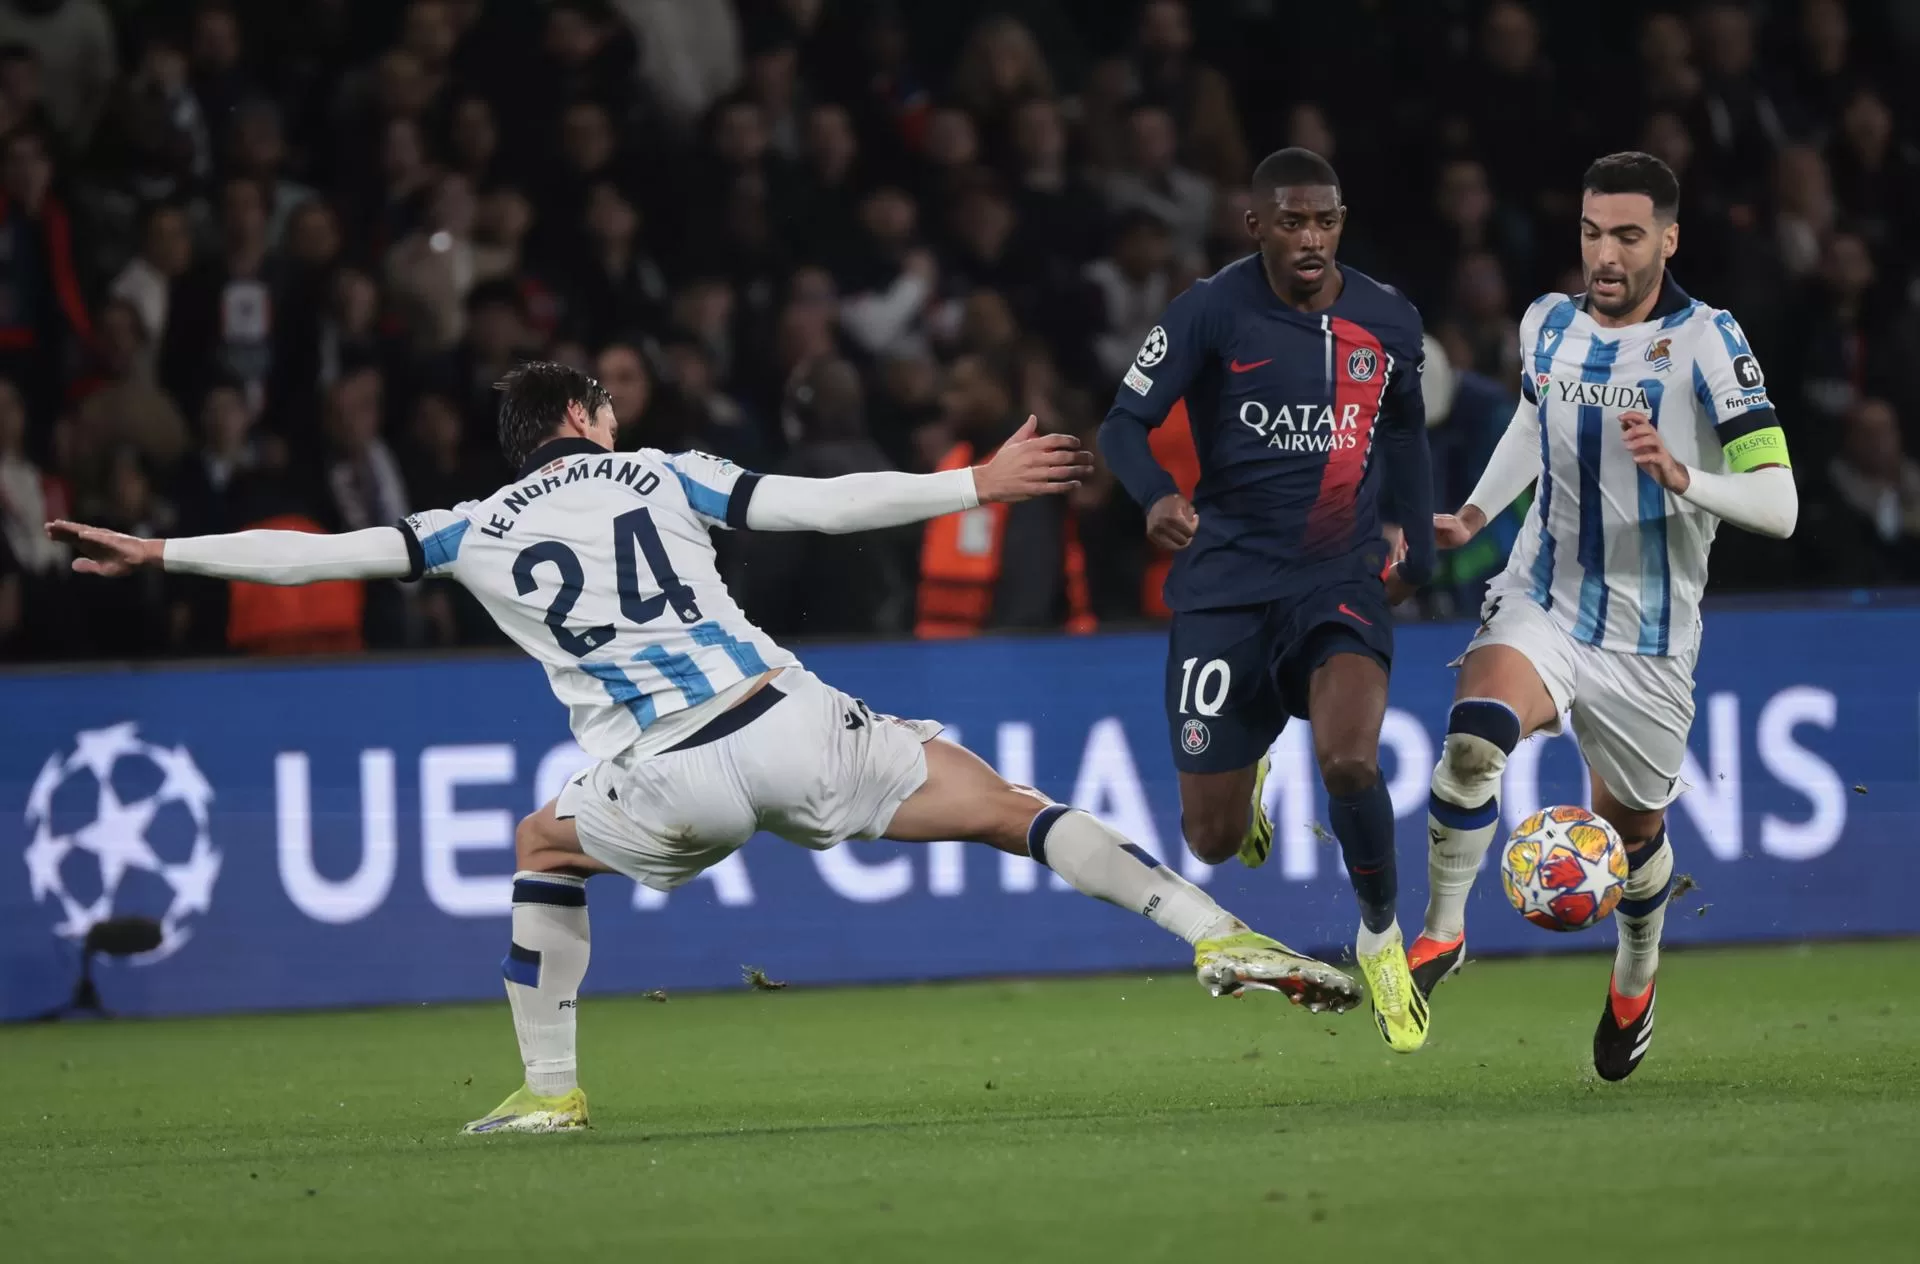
[1645,337,1673,373]
[1346,347,1378,382]
[1180,718,1210,756]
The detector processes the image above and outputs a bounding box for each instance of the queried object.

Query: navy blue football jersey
[1099,256,1436,613]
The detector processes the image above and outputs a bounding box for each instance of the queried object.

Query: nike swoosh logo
[1338,603,1373,626]
[1228,358,1272,373]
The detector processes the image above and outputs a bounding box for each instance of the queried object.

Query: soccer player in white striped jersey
[1406,153,1798,1080]
[48,361,1362,1134]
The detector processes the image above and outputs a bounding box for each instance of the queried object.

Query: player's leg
[1163,607,1287,867]
[1413,598,1572,996]
[1569,653,1692,1081]
[463,798,615,1135]
[1285,621,1427,1050]
[883,737,1361,1011]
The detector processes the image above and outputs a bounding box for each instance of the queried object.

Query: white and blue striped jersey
[398,439,796,759]
[1498,280,1782,657]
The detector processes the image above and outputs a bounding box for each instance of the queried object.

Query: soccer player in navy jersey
[1098,148,1438,1051]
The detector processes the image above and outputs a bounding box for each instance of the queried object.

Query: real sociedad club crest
[1346,347,1378,382]
[1645,337,1673,372]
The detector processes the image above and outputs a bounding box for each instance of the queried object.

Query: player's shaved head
[1246,147,1346,308]
[1251,146,1340,201]
[497,361,616,468]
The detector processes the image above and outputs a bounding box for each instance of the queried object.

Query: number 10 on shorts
[1177,657,1231,716]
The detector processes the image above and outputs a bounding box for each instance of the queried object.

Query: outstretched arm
[47,521,414,584]
[1434,399,1540,548]
[741,417,1091,534]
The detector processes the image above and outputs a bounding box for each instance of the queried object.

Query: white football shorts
[555,668,942,889]
[1461,585,1700,812]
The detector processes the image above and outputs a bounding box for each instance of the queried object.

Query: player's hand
[1620,411,1691,494]
[45,520,163,577]
[973,416,1094,504]
[1383,563,1416,607]
[1382,522,1407,570]
[1145,493,1199,550]
[1434,506,1486,549]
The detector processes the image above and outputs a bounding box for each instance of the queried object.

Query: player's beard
[1587,260,1663,320]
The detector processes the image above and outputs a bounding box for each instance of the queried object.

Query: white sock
[1031,806,1240,945]
[503,870,590,1097]
[1355,919,1401,959]
[1613,836,1673,998]
[1423,728,1512,941]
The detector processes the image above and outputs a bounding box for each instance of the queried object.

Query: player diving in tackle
[1410,152,1798,1080]
[1098,147,1439,1053]
[48,361,1363,1135]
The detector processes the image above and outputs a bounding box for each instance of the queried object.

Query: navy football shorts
[1163,576,1394,774]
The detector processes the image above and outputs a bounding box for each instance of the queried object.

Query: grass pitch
[4,941,1918,1263]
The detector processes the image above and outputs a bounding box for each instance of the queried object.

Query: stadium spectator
[73,298,189,500]
[1087,0,1244,187]
[1084,209,1174,385]
[224,98,315,248]
[1788,229,1895,460]
[0,0,116,148]
[0,125,91,417]
[1101,100,1211,267]
[952,15,1056,157]
[446,94,503,189]
[110,32,211,205]
[108,201,194,367]
[1690,2,1793,202]
[385,172,483,356]
[740,355,913,639]
[159,173,279,418]
[568,180,671,349]
[1812,397,1920,583]
[617,0,743,137]
[791,102,864,269]
[916,351,1094,637]
[1007,95,1105,266]
[0,376,62,579]
[1826,86,1920,278]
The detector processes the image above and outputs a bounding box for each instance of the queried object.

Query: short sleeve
[1690,309,1789,470]
[664,451,762,530]
[1103,280,1213,428]
[398,505,477,581]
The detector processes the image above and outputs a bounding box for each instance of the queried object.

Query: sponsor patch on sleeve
[1123,365,1154,396]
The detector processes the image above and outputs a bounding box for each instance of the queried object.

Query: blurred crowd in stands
[2,0,1920,661]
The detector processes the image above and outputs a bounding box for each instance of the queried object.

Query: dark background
[1,0,1916,662]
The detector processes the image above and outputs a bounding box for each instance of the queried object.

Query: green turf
[4,942,1918,1263]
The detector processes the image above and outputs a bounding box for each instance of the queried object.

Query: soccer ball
[1499,805,1628,932]
[21,722,221,962]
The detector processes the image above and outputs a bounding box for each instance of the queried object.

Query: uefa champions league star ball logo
[1136,326,1168,368]
[21,722,221,963]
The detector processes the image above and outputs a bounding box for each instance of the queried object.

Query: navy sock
[1328,777,1398,933]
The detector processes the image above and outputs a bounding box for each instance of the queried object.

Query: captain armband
[1722,425,1790,473]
